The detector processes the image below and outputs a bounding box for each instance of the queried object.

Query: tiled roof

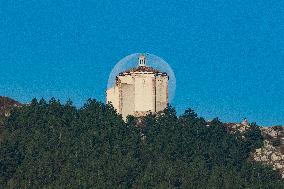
[120,66,165,74]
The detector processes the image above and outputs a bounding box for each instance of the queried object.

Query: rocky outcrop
[0,96,22,128]
[224,122,251,133]
[253,126,284,177]
[253,139,284,177]
[0,97,21,140]
[0,96,21,117]
[224,121,284,178]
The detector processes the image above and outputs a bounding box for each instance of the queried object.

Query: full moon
[107,53,176,103]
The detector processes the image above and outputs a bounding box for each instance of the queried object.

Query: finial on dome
[138,54,146,67]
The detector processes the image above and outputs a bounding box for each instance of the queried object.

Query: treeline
[0,98,283,188]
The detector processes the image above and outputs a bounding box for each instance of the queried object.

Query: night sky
[0,0,283,125]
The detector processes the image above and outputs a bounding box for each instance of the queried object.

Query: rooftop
[120,66,165,74]
[119,55,168,76]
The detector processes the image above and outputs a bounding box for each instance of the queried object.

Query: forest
[0,98,283,188]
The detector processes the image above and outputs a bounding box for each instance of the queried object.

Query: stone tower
[106,55,169,120]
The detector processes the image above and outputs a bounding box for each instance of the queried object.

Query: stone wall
[106,72,168,120]
[155,75,168,112]
[134,74,156,113]
[106,86,119,111]
[121,83,135,118]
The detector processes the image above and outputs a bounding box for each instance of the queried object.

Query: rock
[255,148,261,153]
[271,154,280,161]
[251,126,284,178]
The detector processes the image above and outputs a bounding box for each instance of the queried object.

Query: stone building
[106,55,169,119]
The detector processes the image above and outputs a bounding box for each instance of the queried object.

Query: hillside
[0,96,21,118]
[0,98,283,188]
[0,97,22,140]
[224,122,284,178]
[253,126,284,177]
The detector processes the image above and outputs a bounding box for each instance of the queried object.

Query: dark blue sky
[0,0,283,125]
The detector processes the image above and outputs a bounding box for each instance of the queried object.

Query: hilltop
[0,98,283,188]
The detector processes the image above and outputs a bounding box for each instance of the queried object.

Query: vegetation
[0,97,22,142]
[0,96,21,115]
[0,98,283,188]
